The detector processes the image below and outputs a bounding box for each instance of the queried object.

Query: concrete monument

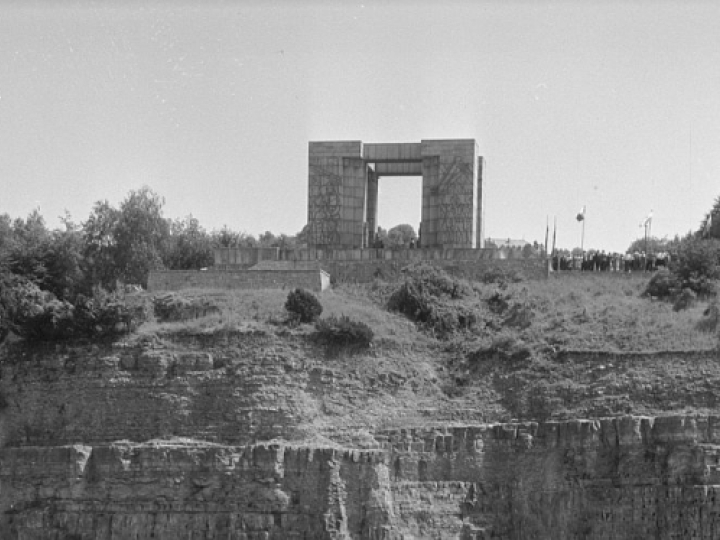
[307,139,484,250]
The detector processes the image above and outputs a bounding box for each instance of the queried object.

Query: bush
[480,266,523,285]
[9,284,146,341]
[153,292,219,322]
[387,281,433,322]
[644,267,679,298]
[502,301,535,329]
[387,268,479,339]
[673,288,697,312]
[285,288,323,323]
[314,315,373,348]
[696,299,720,333]
[487,290,510,314]
[399,262,471,298]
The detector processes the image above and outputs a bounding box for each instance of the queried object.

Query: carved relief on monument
[436,157,475,247]
[308,157,343,247]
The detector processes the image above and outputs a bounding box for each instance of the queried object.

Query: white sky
[1,0,718,252]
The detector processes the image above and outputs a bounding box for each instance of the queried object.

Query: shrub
[399,262,471,298]
[314,315,373,348]
[14,294,76,341]
[9,284,146,341]
[153,292,219,322]
[696,299,720,333]
[502,301,535,329]
[487,290,510,314]
[387,281,433,322]
[644,267,679,298]
[285,288,323,323]
[480,266,523,285]
[673,288,697,312]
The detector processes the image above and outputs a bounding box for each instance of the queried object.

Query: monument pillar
[341,156,367,248]
[420,139,479,249]
[307,141,363,249]
[366,167,378,246]
[476,156,485,248]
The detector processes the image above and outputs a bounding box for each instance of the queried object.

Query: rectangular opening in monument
[376,176,422,240]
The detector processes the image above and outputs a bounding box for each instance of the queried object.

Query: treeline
[0,186,304,341]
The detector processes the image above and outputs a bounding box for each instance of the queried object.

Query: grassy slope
[139,272,720,443]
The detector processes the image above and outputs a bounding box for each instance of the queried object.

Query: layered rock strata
[5,417,720,538]
[3,339,720,538]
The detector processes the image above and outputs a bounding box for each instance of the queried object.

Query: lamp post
[642,210,653,255]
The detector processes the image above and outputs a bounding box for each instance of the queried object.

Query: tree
[43,222,87,301]
[6,210,51,287]
[83,200,122,289]
[83,187,170,289]
[114,187,170,286]
[258,231,278,247]
[295,224,310,247]
[673,236,720,296]
[375,227,388,247]
[699,195,720,239]
[626,235,679,255]
[386,224,417,248]
[211,226,257,248]
[165,215,214,270]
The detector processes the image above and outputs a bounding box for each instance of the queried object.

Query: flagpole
[581,216,585,254]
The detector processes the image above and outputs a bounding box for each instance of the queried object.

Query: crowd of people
[551,251,671,272]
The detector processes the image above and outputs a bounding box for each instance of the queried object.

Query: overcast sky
[1,0,718,252]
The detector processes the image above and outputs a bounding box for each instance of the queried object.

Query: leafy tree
[295,224,310,247]
[114,187,169,286]
[211,226,257,248]
[43,223,87,301]
[0,214,13,253]
[83,187,170,289]
[375,227,388,246]
[626,235,680,254]
[258,230,278,247]
[699,195,720,239]
[165,215,214,270]
[672,237,720,296]
[83,200,122,289]
[6,210,51,284]
[386,224,417,248]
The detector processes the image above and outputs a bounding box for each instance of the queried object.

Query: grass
[135,272,718,353]
[122,271,720,429]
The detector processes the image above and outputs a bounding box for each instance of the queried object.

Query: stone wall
[147,268,329,292]
[213,247,548,282]
[321,257,548,283]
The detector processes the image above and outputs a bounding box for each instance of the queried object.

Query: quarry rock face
[3,339,720,538]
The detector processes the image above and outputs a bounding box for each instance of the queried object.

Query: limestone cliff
[3,333,720,538]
